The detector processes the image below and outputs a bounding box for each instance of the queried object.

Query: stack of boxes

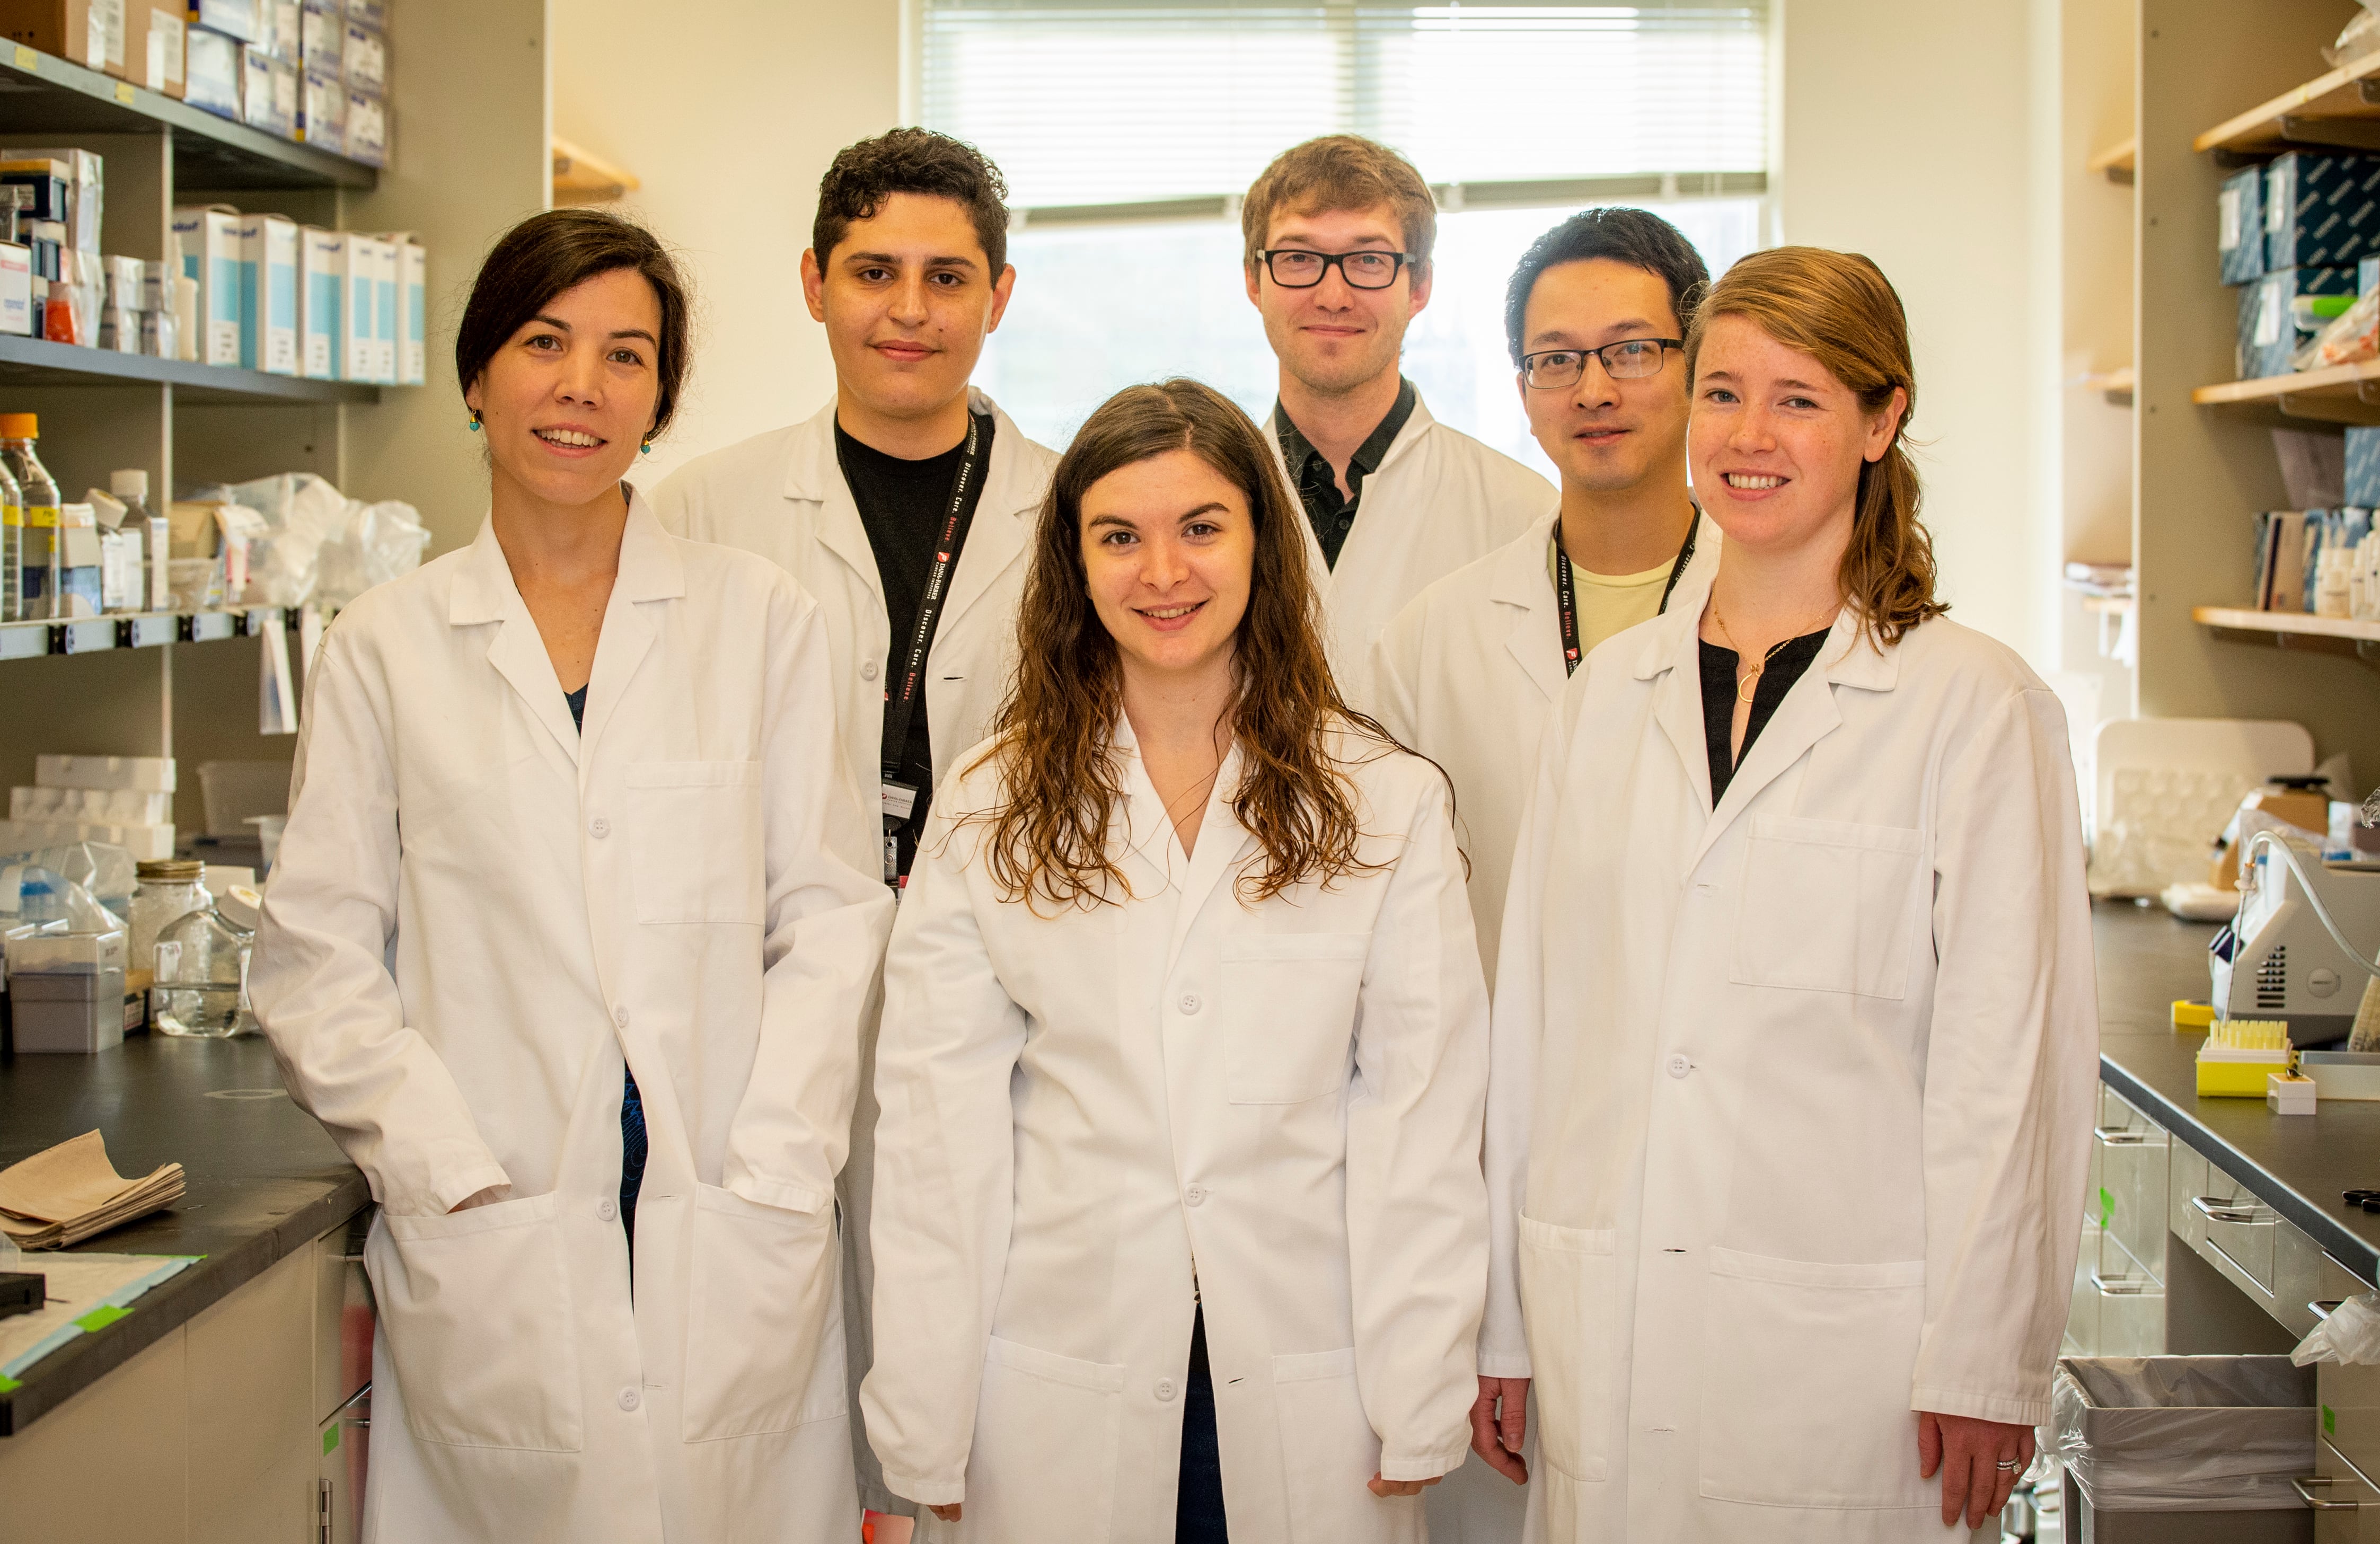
[0,2,187,97]
[0,754,176,861]
[181,0,387,163]
[2225,151,2380,381]
[174,203,419,382]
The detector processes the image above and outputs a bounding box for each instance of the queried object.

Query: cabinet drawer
[313,1209,374,1424]
[2095,1097,2169,1282]
[2068,1218,2104,1355]
[2308,1439,2378,1544]
[2326,1360,2380,1512]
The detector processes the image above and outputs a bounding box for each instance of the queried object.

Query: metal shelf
[0,606,285,661]
[0,42,374,191]
[0,332,377,402]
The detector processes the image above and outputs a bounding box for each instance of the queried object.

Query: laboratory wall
[550,0,902,488]
[1777,0,2064,667]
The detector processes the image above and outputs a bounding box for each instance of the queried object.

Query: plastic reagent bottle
[111,469,168,615]
[0,413,62,621]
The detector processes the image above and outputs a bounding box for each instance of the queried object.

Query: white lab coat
[651,390,1058,1511]
[1371,511,1719,989]
[863,720,1491,1544]
[1484,598,2098,1544]
[1273,393,1555,714]
[252,493,895,1544]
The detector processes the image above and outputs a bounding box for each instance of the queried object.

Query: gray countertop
[2091,899,2380,1287]
[0,1034,367,1436]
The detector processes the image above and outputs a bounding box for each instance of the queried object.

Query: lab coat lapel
[1165,744,1255,978]
[1495,514,1565,705]
[1689,610,1893,871]
[1634,603,1712,824]
[1114,716,1182,895]
[576,491,684,767]
[782,401,885,612]
[937,390,1036,641]
[450,517,580,768]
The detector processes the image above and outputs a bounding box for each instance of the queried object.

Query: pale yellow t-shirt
[1551,533,1677,656]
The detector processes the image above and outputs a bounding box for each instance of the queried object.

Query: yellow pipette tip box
[2172,1000,2215,1029]
[2197,1018,2294,1097]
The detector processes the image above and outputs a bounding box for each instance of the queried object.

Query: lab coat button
[598,1198,618,1221]
[613,1005,630,1028]
[1179,993,1202,1015]
[618,1388,640,1411]
[1665,1053,1692,1079]
[589,816,610,839]
[1155,1379,1178,1401]
[861,660,879,681]
[1185,1185,1207,1206]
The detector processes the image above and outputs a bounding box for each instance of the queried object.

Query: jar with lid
[149,904,255,1038]
[130,859,210,982]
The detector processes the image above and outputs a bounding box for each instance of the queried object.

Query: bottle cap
[109,469,147,499]
[0,412,38,439]
[135,859,204,881]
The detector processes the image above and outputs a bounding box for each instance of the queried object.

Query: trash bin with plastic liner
[2052,1355,2316,1542]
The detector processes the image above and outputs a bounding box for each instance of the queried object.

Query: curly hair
[813,127,1009,272]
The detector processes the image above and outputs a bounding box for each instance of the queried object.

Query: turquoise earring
[640,438,653,455]
[467,411,481,432]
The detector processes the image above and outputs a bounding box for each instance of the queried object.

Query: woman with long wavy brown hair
[861,378,1491,1544]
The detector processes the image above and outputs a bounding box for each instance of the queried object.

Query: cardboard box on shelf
[171,204,239,365]
[185,0,251,42]
[0,147,102,256]
[295,0,332,68]
[297,60,340,153]
[2265,151,2380,271]
[0,0,126,75]
[181,20,237,116]
[297,223,337,377]
[337,228,369,380]
[341,0,377,24]
[337,14,375,87]
[124,2,181,93]
[236,210,293,373]
[343,83,381,166]
[0,240,31,336]
[139,304,174,357]
[2237,264,2358,381]
[396,236,421,384]
[2220,164,2264,286]
[369,228,393,381]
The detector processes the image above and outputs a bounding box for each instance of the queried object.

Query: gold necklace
[1711,603,1835,704]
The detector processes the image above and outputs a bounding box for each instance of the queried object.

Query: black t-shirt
[833,412,995,877]
[1700,628,1830,804]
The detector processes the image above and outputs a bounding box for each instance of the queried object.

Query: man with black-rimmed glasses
[1242,135,1556,713]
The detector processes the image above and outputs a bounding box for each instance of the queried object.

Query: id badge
[881,780,919,821]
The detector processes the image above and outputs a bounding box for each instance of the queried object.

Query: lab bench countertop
[2092,898,2380,1287]
[0,1034,367,1435]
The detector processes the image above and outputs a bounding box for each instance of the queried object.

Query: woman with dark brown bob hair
[862,378,1492,1543]
[251,208,891,1543]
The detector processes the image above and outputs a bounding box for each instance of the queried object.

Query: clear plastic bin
[2052,1355,2316,1542]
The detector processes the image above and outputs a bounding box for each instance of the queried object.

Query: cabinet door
[2328,1361,2380,1511]
[315,1387,369,1544]
[2096,1088,2169,1281]
[2309,1439,2378,1544]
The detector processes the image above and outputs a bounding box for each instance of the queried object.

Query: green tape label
[2326,1404,2338,1435]
[323,1424,340,1455]
[2100,1187,2115,1228]
[73,1304,128,1333]
[0,1373,18,1394]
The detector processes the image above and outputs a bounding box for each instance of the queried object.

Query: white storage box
[10,786,173,823]
[0,818,175,860]
[36,754,177,792]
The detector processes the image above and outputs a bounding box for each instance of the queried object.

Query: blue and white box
[2238,265,2358,380]
[2221,164,2265,286]
[171,205,242,366]
[396,238,423,385]
[2348,426,2380,508]
[298,225,341,380]
[237,212,296,375]
[183,25,243,119]
[370,232,395,383]
[338,232,374,381]
[2266,151,2380,271]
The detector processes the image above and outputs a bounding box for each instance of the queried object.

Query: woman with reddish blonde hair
[1479,248,2096,1543]
[863,377,1491,1543]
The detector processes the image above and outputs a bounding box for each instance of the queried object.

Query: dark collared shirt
[1273,375,1418,569]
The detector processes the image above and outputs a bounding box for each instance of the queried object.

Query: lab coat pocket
[1221,932,1369,1104]
[966,1336,1125,1539]
[1515,1215,1616,1483]
[370,1193,584,1452]
[1698,1248,1931,1509]
[625,761,764,925]
[682,1183,840,1441]
[1273,1347,1419,1543]
[1731,816,1922,999]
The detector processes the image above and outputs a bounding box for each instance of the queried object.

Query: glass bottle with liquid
[129,859,211,982]
[0,413,62,621]
[0,451,18,624]
[150,903,256,1038]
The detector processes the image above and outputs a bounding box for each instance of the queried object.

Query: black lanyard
[874,411,988,841]
[1554,513,1699,676]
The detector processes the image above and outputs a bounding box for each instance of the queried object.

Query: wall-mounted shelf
[0,333,378,403]
[2193,46,2380,156]
[0,606,285,663]
[2090,137,2137,182]
[2193,606,2380,669]
[2191,359,2380,423]
[2082,365,2136,404]
[552,137,638,204]
[0,43,374,191]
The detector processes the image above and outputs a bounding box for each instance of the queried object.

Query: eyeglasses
[1257,249,1414,290]
[1520,338,1685,389]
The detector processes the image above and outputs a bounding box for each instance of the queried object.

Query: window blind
[920,2,1771,213]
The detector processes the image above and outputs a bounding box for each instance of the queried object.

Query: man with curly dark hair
[654,129,1060,1539]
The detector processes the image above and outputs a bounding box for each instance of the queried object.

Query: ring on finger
[1995,1457,2022,1472]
